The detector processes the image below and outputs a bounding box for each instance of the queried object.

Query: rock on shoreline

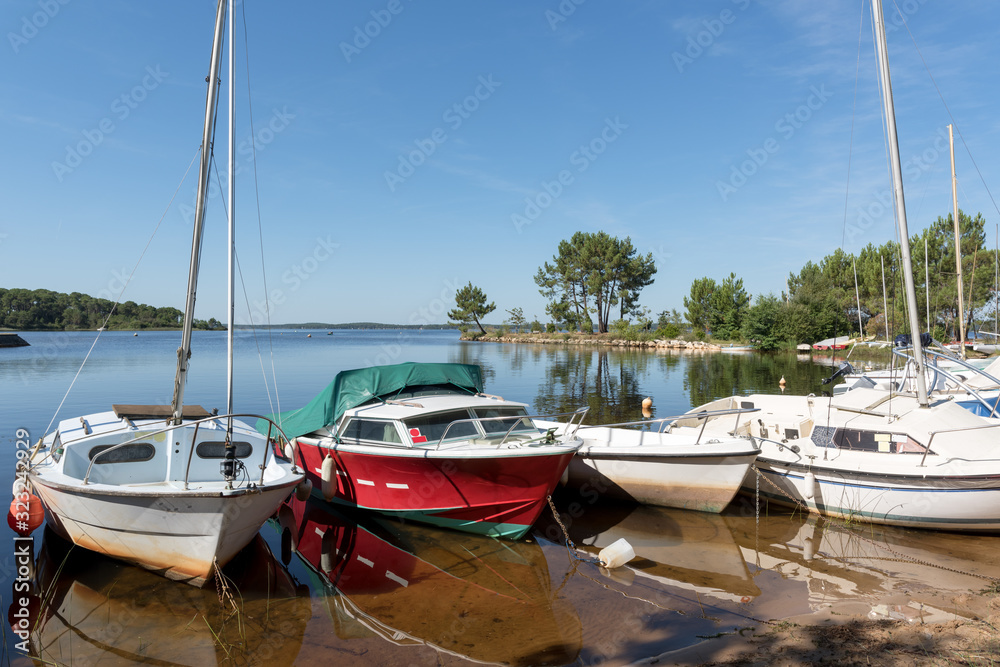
[460,334,724,350]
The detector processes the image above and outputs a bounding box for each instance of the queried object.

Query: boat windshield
[404,410,479,443]
[473,407,536,435]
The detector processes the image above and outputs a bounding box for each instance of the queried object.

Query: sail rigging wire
[210,151,281,419]
[41,150,202,437]
[203,0,283,421]
[887,0,1000,222]
[240,0,283,423]
[839,1,867,250]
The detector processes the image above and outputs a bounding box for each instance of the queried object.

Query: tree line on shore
[449,213,999,350]
[0,288,220,331]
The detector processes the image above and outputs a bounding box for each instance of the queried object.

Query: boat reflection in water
[276,495,582,666]
[724,498,1000,624]
[26,527,310,666]
[550,499,761,605]
[540,492,1000,661]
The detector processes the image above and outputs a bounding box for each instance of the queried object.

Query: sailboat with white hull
[675,0,1000,533]
[26,0,304,585]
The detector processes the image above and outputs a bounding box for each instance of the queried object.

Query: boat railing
[83,413,292,489]
[892,347,1000,418]
[434,407,589,450]
[920,420,1000,467]
[581,407,760,445]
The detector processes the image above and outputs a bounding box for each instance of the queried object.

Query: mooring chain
[749,464,1000,584]
[546,495,600,566]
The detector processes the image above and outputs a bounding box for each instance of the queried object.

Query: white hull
[744,450,1000,532]
[30,478,298,585]
[537,420,758,513]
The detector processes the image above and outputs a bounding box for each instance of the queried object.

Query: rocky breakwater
[461,334,723,351]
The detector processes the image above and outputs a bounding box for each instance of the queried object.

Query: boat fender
[294,477,313,502]
[804,536,815,561]
[277,503,298,558]
[804,471,816,500]
[320,529,335,574]
[284,438,299,463]
[280,528,292,566]
[598,538,635,569]
[321,455,337,501]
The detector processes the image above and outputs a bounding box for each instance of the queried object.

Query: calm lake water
[3,330,998,665]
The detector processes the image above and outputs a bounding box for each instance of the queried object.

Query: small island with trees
[451,217,999,353]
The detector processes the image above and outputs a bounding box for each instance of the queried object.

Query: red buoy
[8,494,44,536]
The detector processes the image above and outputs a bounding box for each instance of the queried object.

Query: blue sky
[3,1,999,326]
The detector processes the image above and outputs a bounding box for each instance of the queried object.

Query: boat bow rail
[890,347,1000,417]
[68,413,297,489]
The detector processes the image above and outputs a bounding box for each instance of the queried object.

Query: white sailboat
[676,0,1000,532]
[26,0,304,585]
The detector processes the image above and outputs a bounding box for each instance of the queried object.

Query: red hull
[288,438,574,538]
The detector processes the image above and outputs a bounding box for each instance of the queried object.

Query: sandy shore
[638,588,1000,666]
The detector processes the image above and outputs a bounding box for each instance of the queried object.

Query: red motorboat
[262,362,585,539]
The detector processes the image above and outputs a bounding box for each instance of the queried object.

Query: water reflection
[724,498,1000,624]
[276,496,582,666]
[530,349,668,424]
[26,528,310,665]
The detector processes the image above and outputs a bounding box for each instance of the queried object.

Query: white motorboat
[675,0,1000,533]
[537,408,759,513]
[25,0,303,585]
[683,388,1000,531]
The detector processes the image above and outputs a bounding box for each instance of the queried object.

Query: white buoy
[598,538,635,569]
[641,397,653,410]
[321,455,337,501]
[294,477,313,502]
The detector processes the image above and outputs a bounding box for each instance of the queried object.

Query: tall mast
[227,0,236,417]
[171,0,228,424]
[949,124,965,358]
[871,0,929,406]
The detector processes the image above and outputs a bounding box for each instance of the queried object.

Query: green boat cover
[257,362,483,439]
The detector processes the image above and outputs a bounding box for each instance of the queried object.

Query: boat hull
[291,437,576,539]
[568,449,758,513]
[535,421,758,513]
[28,476,300,585]
[744,453,1000,532]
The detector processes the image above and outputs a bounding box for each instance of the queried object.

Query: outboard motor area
[821,361,855,386]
